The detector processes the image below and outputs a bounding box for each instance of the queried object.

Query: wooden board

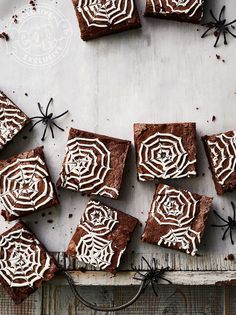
[0,0,236,286]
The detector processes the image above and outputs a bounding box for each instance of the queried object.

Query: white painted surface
[0,0,236,274]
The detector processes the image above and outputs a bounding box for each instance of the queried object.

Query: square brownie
[202,130,236,195]
[0,221,58,304]
[0,91,30,151]
[134,123,197,181]
[144,0,204,23]
[142,184,213,255]
[67,199,138,273]
[0,146,59,221]
[72,0,141,41]
[57,128,130,199]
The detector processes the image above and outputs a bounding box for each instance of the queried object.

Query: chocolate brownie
[144,0,204,23]
[57,128,130,199]
[0,147,59,221]
[202,130,236,195]
[134,123,197,181]
[67,199,138,273]
[0,91,30,150]
[0,221,58,304]
[142,184,213,255]
[72,0,141,41]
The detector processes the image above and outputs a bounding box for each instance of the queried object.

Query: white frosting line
[138,132,196,180]
[153,0,203,18]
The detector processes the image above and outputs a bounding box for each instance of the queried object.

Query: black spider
[30,98,68,141]
[132,256,172,296]
[201,6,236,47]
[212,202,236,245]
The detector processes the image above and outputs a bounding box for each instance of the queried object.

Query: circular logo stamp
[7,4,72,67]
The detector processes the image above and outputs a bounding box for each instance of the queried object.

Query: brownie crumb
[22,136,28,140]
[216,54,221,60]
[202,173,205,176]
[47,219,53,223]
[0,32,9,41]
[196,107,199,110]
[222,59,225,63]
[48,212,52,215]
[212,115,216,122]
[25,93,28,97]
[68,214,73,218]
[78,267,86,273]
[12,15,18,24]
[227,254,235,261]
[41,213,46,217]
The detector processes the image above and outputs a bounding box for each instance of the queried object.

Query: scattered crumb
[132,185,134,189]
[48,211,52,215]
[0,32,9,41]
[41,213,46,217]
[68,213,73,218]
[196,28,199,31]
[196,107,199,110]
[216,54,221,60]
[222,59,225,63]
[12,15,18,24]
[227,254,235,261]
[212,115,216,122]
[207,120,209,123]
[52,227,55,230]
[34,221,38,224]
[29,0,37,11]
[78,267,86,273]
[25,93,28,97]
[22,136,28,140]
[47,219,53,223]
[202,173,205,176]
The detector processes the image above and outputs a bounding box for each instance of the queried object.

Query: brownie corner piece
[134,122,197,181]
[202,130,236,195]
[67,199,138,273]
[144,0,204,23]
[57,128,130,199]
[0,91,30,151]
[142,184,212,256]
[0,221,58,304]
[0,146,59,221]
[72,0,141,41]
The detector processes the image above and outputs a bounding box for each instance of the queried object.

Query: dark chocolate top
[142,184,212,256]
[57,128,130,199]
[67,199,138,273]
[134,123,197,181]
[0,91,30,150]
[0,147,59,221]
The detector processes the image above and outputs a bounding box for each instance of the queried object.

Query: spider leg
[151,282,159,297]
[52,110,69,120]
[38,103,45,117]
[158,276,172,284]
[219,5,226,22]
[223,31,228,45]
[222,226,230,240]
[142,257,152,270]
[49,125,55,139]
[52,122,64,131]
[212,224,229,227]
[232,202,236,221]
[227,29,236,38]
[46,98,53,116]
[225,19,236,27]
[214,29,222,47]
[230,228,234,245]
[213,210,228,223]
[133,276,145,281]
[201,26,215,38]
[209,9,218,23]
[29,119,44,131]
[153,258,157,269]
[41,124,48,141]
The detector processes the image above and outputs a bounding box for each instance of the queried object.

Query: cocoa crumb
[227,254,235,261]
[25,93,28,96]
[12,15,18,24]
[212,115,216,122]
[0,32,9,41]
[41,213,46,217]
[47,219,53,223]
[68,214,73,218]
[216,54,221,60]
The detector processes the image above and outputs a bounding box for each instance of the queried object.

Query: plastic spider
[201,6,236,47]
[212,202,236,245]
[30,98,68,141]
[132,256,171,296]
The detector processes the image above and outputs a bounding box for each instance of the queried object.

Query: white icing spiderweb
[208,131,236,185]
[60,137,115,195]
[0,156,54,217]
[0,227,51,288]
[77,0,134,28]
[76,201,119,270]
[0,92,27,149]
[151,185,198,227]
[139,132,196,180]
